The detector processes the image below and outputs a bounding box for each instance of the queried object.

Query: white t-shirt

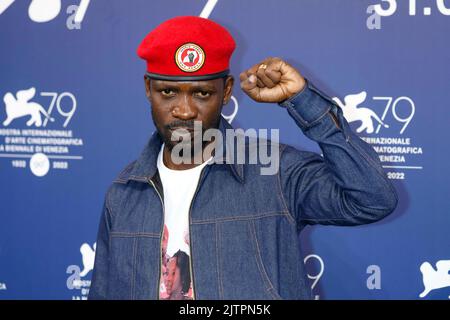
[157,143,211,300]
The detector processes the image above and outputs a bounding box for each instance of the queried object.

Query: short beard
[151,112,221,158]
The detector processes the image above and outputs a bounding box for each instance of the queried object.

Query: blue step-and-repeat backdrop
[1,0,449,300]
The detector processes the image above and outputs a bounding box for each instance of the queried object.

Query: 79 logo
[3,87,77,128]
[333,92,415,135]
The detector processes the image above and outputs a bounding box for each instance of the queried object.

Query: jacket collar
[121,116,245,184]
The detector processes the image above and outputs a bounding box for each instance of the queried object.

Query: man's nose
[171,95,198,120]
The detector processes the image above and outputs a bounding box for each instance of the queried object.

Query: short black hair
[173,250,191,294]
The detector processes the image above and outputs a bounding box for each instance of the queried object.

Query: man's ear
[144,76,151,101]
[223,75,234,105]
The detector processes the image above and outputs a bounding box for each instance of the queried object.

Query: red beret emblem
[175,43,205,72]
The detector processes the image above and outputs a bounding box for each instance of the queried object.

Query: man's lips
[169,127,197,141]
[169,127,194,132]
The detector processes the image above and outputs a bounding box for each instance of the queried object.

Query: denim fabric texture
[89,80,398,300]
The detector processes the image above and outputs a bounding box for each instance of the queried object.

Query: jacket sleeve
[88,194,112,300]
[278,79,398,226]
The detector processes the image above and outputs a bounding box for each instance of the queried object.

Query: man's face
[145,75,234,152]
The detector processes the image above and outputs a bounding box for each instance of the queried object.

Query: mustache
[166,120,196,130]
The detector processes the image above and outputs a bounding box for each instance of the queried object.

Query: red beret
[137,16,236,81]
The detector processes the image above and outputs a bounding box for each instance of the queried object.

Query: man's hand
[240,57,306,103]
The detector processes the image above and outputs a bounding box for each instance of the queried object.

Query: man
[89,16,398,300]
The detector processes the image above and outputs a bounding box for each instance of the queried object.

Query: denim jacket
[89,80,398,300]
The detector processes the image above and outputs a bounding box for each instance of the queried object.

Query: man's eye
[161,89,175,96]
[195,91,211,98]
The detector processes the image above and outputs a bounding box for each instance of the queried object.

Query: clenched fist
[240,57,306,103]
